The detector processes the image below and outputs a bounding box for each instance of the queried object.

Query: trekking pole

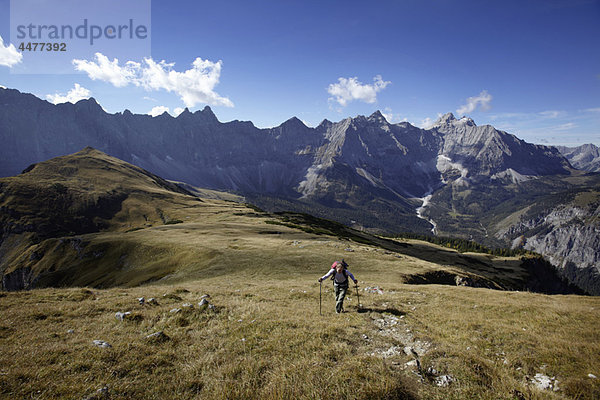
[355,284,360,311]
[319,280,322,316]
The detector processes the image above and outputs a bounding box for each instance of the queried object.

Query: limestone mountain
[556,143,600,172]
[0,148,579,295]
[0,87,571,233]
[0,87,598,293]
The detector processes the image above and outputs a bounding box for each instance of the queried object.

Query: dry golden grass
[2,149,598,399]
[1,270,599,399]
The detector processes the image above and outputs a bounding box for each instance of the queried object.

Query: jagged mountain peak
[193,106,219,122]
[73,97,104,112]
[435,112,456,125]
[317,119,333,129]
[176,108,192,118]
[556,143,600,172]
[368,110,387,122]
[433,112,476,128]
[280,116,307,129]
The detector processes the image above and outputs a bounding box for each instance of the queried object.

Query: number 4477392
[18,42,66,51]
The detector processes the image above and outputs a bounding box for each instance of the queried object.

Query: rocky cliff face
[556,144,600,172]
[0,88,571,201]
[434,113,571,181]
[1,87,598,294]
[492,203,600,295]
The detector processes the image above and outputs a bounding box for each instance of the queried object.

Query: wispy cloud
[483,108,599,146]
[456,90,492,115]
[327,75,390,107]
[73,53,234,108]
[0,36,22,68]
[552,122,578,131]
[538,110,566,118]
[45,83,91,104]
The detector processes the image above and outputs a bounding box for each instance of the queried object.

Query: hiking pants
[334,283,348,313]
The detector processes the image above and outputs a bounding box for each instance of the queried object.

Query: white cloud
[456,90,492,115]
[327,75,390,107]
[381,108,408,124]
[420,117,436,129]
[73,53,138,87]
[147,106,186,117]
[0,84,6,89]
[73,53,234,108]
[45,83,92,104]
[0,36,22,68]
[148,105,170,117]
[583,107,600,113]
[419,113,443,129]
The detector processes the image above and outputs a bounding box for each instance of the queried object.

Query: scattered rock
[370,345,405,358]
[362,334,369,340]
[589,373,597,379]
[82,385,109,400]
[96,386,109,397]
[137,297,145,305]
[364,286,384,294]
[67,329,75,334]
[435,375,454,387]
[92,340,112,348]
[147,298,158,305]
[344,248,354,252]
[405,360,418,368]
[531,373,559,391]
[208,304,215,310]
[170,308,182,313]
[182,303,194,310]
[198,298,209,307]
[370,314,431,363]
[162,293,182,301]
[200,294,210,299]
[455,275,473,286]
[145,331,169,342]
[115,311,131,321]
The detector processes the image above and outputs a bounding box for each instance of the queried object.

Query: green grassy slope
[0,148,572,293]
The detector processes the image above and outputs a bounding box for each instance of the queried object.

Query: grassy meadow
[1,265,599,399]
[1,149,599,399]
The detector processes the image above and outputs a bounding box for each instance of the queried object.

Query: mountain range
[0,87,598,294]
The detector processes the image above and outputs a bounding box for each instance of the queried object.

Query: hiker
[318,260,358,313]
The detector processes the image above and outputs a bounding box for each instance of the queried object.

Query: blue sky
[0,0,599,146]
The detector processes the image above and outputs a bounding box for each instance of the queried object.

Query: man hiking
[318,260,358,314]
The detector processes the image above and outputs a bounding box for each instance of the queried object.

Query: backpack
[330,259,349,282]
